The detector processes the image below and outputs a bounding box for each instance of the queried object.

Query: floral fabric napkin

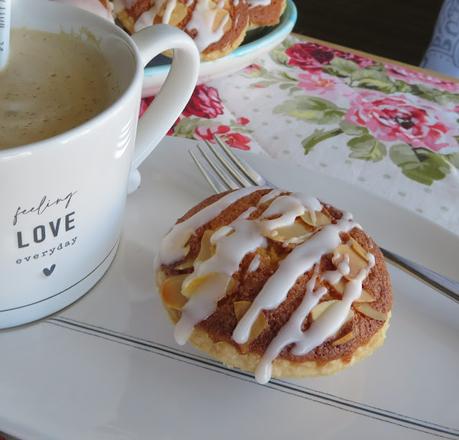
[141,35,459,234]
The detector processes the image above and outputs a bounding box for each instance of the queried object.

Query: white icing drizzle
[163,0,177,23]
[333,253,350,277]
[113,0,137,13]
[248,0,272,7]
[254,253,374,384]
[255,267,328,384]
[133,0,177,31]
[175,207,268,344]
[210,225,234,243]
[292,254,375,356]
[258,189,281,205]
[247,254,261,273]
[159,186,267,265]
[134,0,166,32]
[232,213,357,345]
[175,273,230,344]
[186,0,230,51]
[186,0,194,5]
[260,194,321,233]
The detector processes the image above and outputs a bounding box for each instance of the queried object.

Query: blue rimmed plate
[142,0,297,96]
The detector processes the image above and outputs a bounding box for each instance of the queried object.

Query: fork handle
[380,247,459,303]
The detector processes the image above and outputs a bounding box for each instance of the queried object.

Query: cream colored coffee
[0,29,117,149]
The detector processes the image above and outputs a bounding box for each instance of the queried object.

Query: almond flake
[161,274,189,310]
[332,331,354,346]
[354,303,387,321]
[310,300,338,321]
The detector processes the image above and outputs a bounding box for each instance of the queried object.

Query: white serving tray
[0,137,458,440]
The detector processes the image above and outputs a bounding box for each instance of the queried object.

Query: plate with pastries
[90,0,297,95]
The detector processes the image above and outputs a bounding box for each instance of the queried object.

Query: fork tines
[188,136,267,193]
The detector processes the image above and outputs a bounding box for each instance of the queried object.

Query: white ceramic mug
[0,0,200,329]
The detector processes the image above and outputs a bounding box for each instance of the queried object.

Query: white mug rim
[0,0,144,159]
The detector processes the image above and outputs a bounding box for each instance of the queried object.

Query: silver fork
[189,137,459,304]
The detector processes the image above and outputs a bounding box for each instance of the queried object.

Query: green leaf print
[274,96,345,124]
[347,134,387,162]
[253,80,275,88]
[302,128,344,154]
[323,58,359,77]
[392,79,414,93]
[390,144,452,185]
[173,117,201,138]
[410,84,459,106]
[270,40,291,66]
[350,69,396,93]
[445,152,459,169]
[339,120,369,136]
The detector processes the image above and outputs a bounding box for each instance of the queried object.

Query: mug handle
[128,25,200,193]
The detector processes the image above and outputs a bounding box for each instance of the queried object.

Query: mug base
[0,241,119,330]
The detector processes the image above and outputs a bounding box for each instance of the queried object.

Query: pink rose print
[345,91,457,151]
[385,63,459,93]
[286,42,335,71]
[223,132,252,150]
[195,125,252,151]
[298,71,353,97]
[139,96,154,118]
[340,51,375,68]
[244,64,264,76]
[195,125,230,141]
[183,84,224,119]
[236,117,250,125]
[286,42,374,71]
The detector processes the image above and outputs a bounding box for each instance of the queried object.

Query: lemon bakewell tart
[114,0,285,60]
[155,188,392,384]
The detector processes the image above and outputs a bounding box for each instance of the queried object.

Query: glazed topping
[163,0,178,23]
[185,0,230,51]
[175,206,267,344]
[125,0,234,51]
[134,0,174,31]
[159,186,266,265]
[248,0,272,7]
[159,188,379,384]
[247,254,261,272]
[232,212,358,345]
[113,0,138,13]
[254,253,374,384]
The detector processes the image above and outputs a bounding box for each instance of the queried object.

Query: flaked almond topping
[300,211,331,228]
[233,300,268,353]
[349,237,371,262]
[161,274,189,310]
[175,259,194,270]
[233,300,251,320]
[332,331,354,346]
[265,220,314,246]
[310,300,338,321]
[168,2,188,25]
[334,242,368,280]
[310,300,353,330]
[355,289,375,303]
[213,7,231,32]
[354,303,387,321]
[182,272,224,298]
[196,229,215,263]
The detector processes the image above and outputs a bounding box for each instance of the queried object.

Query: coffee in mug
[0,29,118,149]
[0,0,200,329]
